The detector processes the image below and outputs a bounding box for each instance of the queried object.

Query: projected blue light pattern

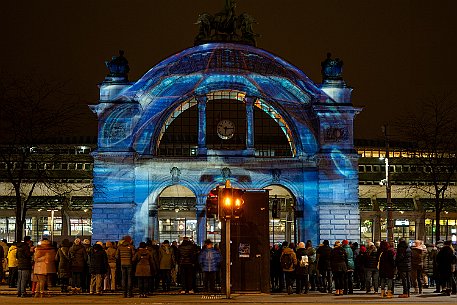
[91,42,361,246]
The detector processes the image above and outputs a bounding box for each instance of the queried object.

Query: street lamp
[381,124,393,244]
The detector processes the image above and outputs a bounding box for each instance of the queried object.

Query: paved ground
[0,287,456,305]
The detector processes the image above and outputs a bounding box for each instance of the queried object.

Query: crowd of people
[1,236,456,298]
[0,236,221,298]
[270,239,457,298]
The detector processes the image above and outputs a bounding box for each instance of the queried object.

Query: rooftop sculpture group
[195,0,258,46]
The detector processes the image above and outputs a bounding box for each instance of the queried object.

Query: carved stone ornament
[221,167,231,180]
[105,50,130,78]
[324,126,349,142]
[321,53,343,81]
[170,167,181,184]
[272,169,281,183]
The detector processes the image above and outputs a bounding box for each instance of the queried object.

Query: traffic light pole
[225,218,231,299]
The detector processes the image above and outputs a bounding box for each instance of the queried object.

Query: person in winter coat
[342,240,354,294]
[7,243,18,288]
[104,241,117,291]
[177,237,198,294]
[159,240,175,292]
[199,239,221,293]
[280,241,297,295]
[33,239,57,297]
[411,240,426,294]
[55,239,72,292]
[146,239,160,295]
[270,244,283,292]
[0,239,8,284]
[330,241,347,296]
[355,244,367,290]
[317,240,332,293]
[116,235,135,298]
[304,240,317,291]
[295,242,309,294]
[436,240,456,295]
[364,242,379,293]
[133,242,154,297]
[378,240,395,298]
[396,239,412,298]
[89,243,108,295]
[16,236,33,297]
[69,238,88,293]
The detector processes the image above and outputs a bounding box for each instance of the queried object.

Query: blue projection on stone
[90,43,361,246]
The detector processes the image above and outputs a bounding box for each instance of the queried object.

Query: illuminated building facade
[90,43,361,246]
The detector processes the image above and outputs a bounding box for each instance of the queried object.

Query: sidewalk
[0,286,456,304]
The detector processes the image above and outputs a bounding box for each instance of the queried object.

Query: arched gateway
[90,43,361,246]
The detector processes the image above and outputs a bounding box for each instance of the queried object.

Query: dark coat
[89,244,108,275]
[317,244,332,271]
[133,248,153,277]
[411,247,426,268]
[295,247,309,275]
[16,242,32,270]
[379,248,396,279]
[55,246,72,278]
[436,245,456,278]
[330,246,347,272]
[69,243,88,272]
[364,247,379,269]
[395,242,412,272]
[178,240,197,265]
[146,245,160,275]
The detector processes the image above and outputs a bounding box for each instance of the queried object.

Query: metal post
[50,210,55,243]
[225,218,231,299]
[383,125,394,244]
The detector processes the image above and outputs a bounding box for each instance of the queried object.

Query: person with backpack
[116,235,135,298]
[280,241,297,295]
[378,240,396,298]
[295,242,309,294]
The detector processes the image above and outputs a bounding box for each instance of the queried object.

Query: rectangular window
[373,165,380,172]
[366,165,372,172]
[84,163,91,170]
[358,165,365,173]
[76,163,83,170]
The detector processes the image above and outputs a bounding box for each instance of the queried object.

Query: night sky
[1,0,456,140]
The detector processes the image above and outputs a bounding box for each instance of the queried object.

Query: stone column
[197,96,207,156]
[148,208,160,242]
[372,212,382,242]
[245,96,255,155]
[196,195,207,247]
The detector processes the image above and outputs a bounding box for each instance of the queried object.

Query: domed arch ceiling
[111,43,329,155]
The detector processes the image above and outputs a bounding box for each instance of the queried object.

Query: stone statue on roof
[321,53,343,81]
[194,0,258,46]
[105,50,130,79]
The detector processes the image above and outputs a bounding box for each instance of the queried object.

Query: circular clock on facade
[217,119,235,140]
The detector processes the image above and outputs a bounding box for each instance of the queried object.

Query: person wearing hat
[133,242,154,298]
[89,243,108,295]
[69,238,88,294]
[55,239,72,292]
[116,235,135,297]
[199,239,221,293]
[33,239,57,297]
[365,242,379,294]
[378,240,395,298]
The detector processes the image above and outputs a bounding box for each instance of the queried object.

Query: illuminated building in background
[89,43,361,246]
